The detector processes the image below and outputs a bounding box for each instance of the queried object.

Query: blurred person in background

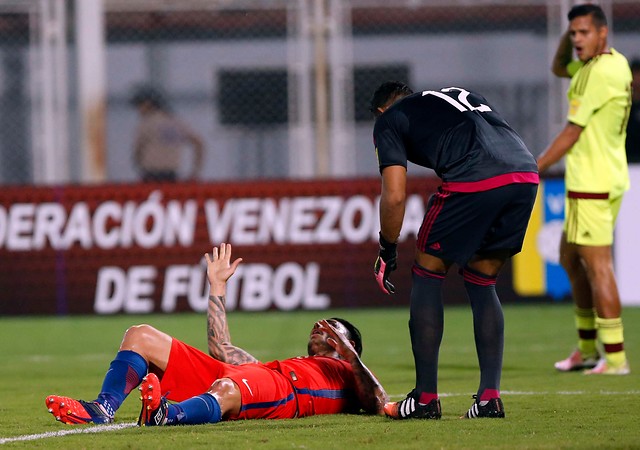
[626,59,640,163]
[129,84,205,182]
[370,81,538,420]
[45,244,387,426]
[537,4,631,375]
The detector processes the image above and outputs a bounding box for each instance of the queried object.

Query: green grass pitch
[0,304,638,449]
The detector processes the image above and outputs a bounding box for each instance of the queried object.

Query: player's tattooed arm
[347,355,389,415]
[319,320,389,415]
[207,294,258,364]
[205,243,258,365]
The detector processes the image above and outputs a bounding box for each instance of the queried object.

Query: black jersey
[373,87,539,192]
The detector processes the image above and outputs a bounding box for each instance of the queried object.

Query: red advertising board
[0,177,519,315]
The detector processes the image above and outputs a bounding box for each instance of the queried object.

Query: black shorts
[417,183,538,266]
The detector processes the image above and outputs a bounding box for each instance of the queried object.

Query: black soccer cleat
[461,395,505,419]
[384,391,441,420]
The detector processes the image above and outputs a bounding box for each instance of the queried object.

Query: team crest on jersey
[569,99,581,116]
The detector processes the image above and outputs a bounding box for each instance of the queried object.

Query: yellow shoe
[583,358,630,375]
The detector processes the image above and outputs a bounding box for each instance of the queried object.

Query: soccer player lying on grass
[45,243,388,426]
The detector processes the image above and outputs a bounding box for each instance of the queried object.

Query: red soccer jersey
[160,339,360,420]
[265,356,359,417]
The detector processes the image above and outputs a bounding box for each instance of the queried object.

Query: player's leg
[45,324,168,425]
[384,189,456,420]
[410,254,447,401]
[560,195,628,375]
[384,251,447,420]
[578,245,621,318]
[555,236,599,371]
[460,183,536,418]
[461,253,508,419]
[140,362,297,426]
[577,244,629,375]
[139,375,237,426]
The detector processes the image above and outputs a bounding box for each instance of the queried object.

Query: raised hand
[205,243,243,288]
[318,319,357,362]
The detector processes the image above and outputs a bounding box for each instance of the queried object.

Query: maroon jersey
[373,87,538,192]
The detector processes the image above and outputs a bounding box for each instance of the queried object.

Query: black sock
[410,264,446,398]
[462,266,503,397]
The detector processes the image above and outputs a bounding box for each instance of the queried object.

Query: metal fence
[0,0,639,185]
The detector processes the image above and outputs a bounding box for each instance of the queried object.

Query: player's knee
[208,378,241,417]
[121,324,158,348]
[209,378,238,396]
[415,251,448,272]
[584,261,615,284]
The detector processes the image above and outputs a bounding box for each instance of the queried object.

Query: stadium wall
[0,177,437,315]
[2,173,637,316]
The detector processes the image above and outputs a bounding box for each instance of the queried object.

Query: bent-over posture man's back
[370,81,538,420]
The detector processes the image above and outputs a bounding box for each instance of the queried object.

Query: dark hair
[331,317,363,357]
[129,84,169,111]
[568,4,607,27]
[369,81,413,115]
[631,59,640,72]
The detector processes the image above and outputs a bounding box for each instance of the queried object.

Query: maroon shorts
[417,183,538,266]
[159,339,297,420]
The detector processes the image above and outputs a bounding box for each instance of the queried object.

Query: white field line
[389,389,640,400]
[0,422,137,445]
[3,389,640,444]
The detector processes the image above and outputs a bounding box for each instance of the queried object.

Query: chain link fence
[0,0,639,185]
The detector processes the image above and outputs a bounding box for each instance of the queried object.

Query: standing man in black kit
[370,82,538,420]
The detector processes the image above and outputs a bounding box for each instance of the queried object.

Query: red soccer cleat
[45,395,113,425]
[137,373,168,426]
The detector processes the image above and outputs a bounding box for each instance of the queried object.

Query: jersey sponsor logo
[428,242,441,251]
[241,378,254,396]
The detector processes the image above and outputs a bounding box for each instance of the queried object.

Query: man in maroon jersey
[371,81,538,420]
